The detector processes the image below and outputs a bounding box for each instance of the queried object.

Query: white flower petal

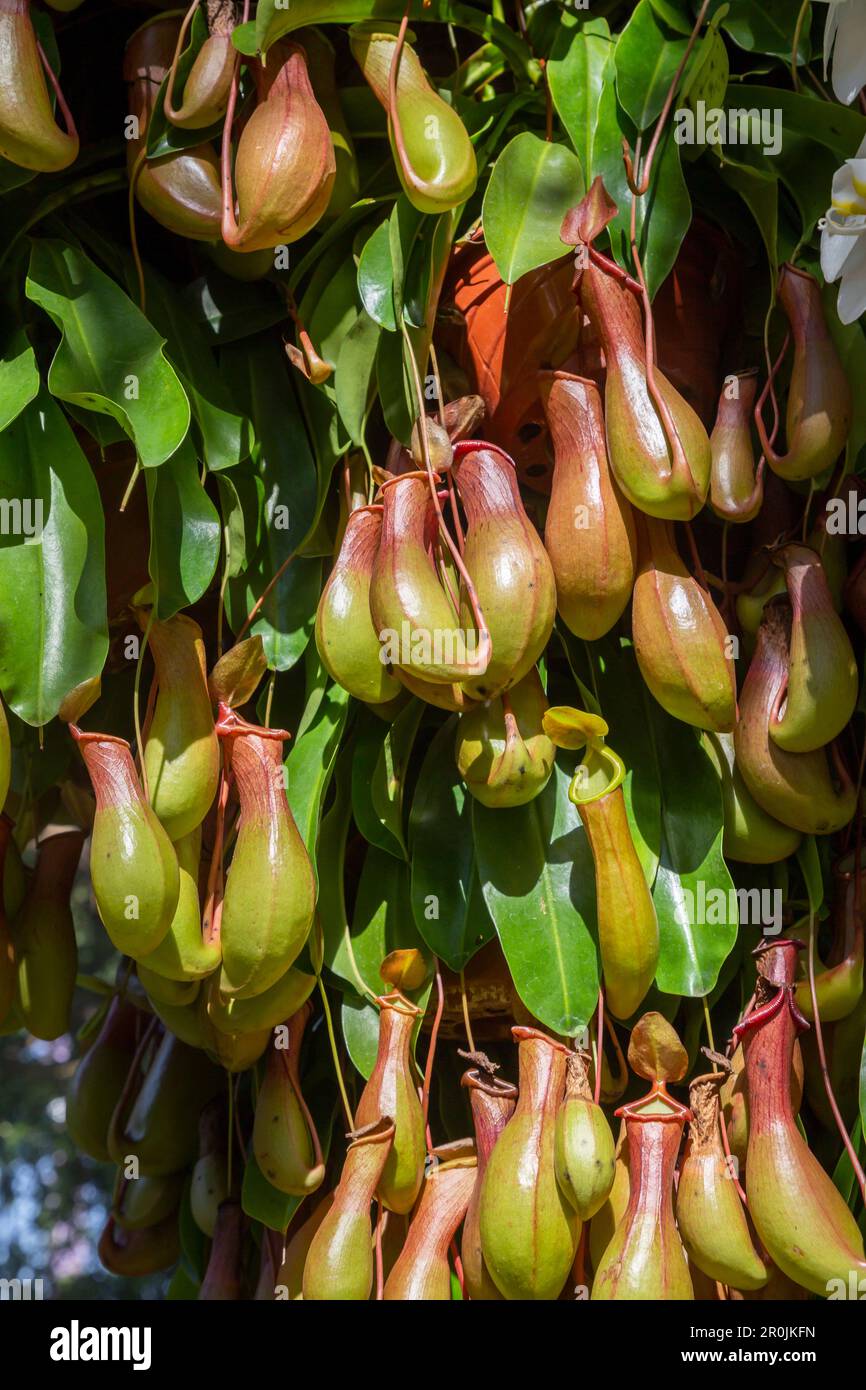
[830,163,866,214]
[830,4,866,103]
[821,223,855,281]
[836,232,866,322]
[826,207,866,234]
[823,5,842,79]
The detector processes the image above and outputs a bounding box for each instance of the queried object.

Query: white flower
[814,0,866,105]
[821,136,866,322]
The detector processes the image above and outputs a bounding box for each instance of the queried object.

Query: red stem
[421,963,445,1155]
[36,40,78,143]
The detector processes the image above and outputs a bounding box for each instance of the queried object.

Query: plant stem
[459,969,475,1053]
[317,977,355,1131]
[421,963,445,1154]
[807,911,866,1202]
[133,608,154,801]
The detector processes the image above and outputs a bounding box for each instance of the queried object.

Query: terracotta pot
[440,245,586,494]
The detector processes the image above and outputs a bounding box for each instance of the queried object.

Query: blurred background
[0,852,166,1300]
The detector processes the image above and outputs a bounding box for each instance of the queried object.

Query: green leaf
[341,990,382,1081]
[831,1116,863,1205]
[302,249,360,386]
[796,835,825,917]
[354,848,432,987]
[0,387,108,725]
[222,334,321,669]
[319,745,364,990]
[25,240,190,467]
[145,438,220,620]
[548,16,615,184]
[736,87,866,162]
[183,269,287,345]
[594,90,692,298]
[409,717,495,973]
[860,1031,866,1143]
[339,846,434,1077]
[720,0,811,63]
[715,154,778,276]
[358,220,398,332]
[0,327,39,433]
[357,200,427,333]
[824,290,866,475]
[335,310,381,446]
[286,677,351,872]
[352,701,423,860]
[472,759,599,1037]
[242,1152,303,1233]
[244,0,538,82]
[376,328,414,446]
[132,265,253,472]
[482,132,584,286]
[649,0,695,34]
[228,555,322,674]
[615,0,689,131]
[647,703,738,998]
[216,467,263,580]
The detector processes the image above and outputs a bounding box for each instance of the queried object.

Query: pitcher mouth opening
[214,703,290,743]
[69,725,130,749]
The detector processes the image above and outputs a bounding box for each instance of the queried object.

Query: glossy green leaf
[796,835,824,917]
[720,0,811,63]
[615,0,689,131]
[320,745,368,993]
[133,265,253,472]
[302,250,360,386]
[352,700,423,859]
[482,132,584,286]
[472,759,599,1037]
[593,89,691,298]
[355,847,431,986]
[831,1116,863,1206]
[286,677,351,872]
[548,16,615,184]
[340,846,433,1077]
[715,154,778,276]
[183,269,287,345]
[145,437,220,620]
[244,0,538,82]
[222,333,320,669]
[376,328,414,446]
[335,310,381,446]
[357,200,426,334]
[409,717,495,973]
[735,87,866,161]
[824,286,866,474]
[228,555,322,674]
[25,240,190,466]
[341,990,382,1081]
[358,220,395,331]
[646,702,738,998]
[0,387,108,725]
[242,1153,302,1234]
[649,0,694,34]
[216,468,263,581]
[0,327,39,432]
